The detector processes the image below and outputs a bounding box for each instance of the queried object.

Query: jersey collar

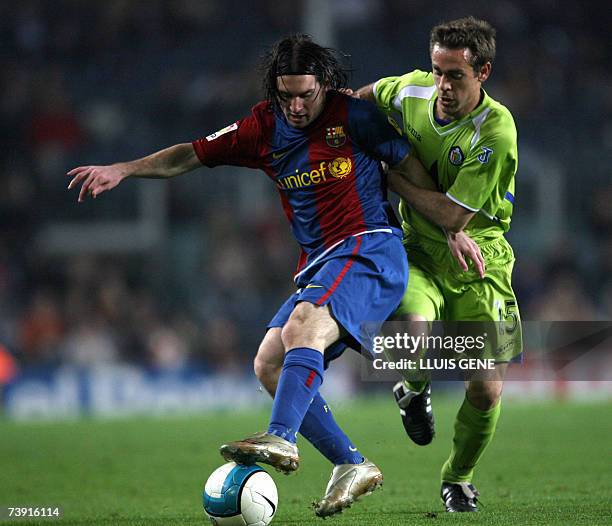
[427,89,490,136]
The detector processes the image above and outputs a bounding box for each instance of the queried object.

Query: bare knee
[467,380,503,411]
[280,302,340,352]
[253,353,280,383]
[280,318,304,351]
[254,329,284,395]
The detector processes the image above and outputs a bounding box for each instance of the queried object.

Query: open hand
[66,164,127,202]
[446,231,485,278]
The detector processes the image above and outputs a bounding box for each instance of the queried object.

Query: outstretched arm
[67,143,200,202]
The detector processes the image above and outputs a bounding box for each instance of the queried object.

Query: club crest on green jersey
[325,125,346,147]
[477,146,494,164]
[448,146,464,166]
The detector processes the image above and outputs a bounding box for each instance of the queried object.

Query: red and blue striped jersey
[192,91,410,279]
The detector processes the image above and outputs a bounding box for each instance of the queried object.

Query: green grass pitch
[1,395,610,525]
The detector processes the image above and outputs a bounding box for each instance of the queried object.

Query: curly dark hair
[262,34,349,110]
[430,17,496,71]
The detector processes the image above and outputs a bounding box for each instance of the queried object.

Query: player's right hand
[66,164,127,202]
[446,231,486,278]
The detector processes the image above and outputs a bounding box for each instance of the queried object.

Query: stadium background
[0,2,611,525]
[0,0,611,415]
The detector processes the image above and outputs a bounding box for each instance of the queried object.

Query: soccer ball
[203,462,278,526]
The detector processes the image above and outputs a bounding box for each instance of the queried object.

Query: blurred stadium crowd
[0,0,611,381]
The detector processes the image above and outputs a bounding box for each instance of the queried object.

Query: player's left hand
[338,88,356,97]
[446,231,485,278]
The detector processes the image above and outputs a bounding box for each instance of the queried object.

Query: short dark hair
[262,34,349,109]
[430,17,496,71]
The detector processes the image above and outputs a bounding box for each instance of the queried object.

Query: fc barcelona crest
[448,146,464,166]
[326,125,346,147]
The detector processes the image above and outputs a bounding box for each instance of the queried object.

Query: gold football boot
[219,432,299,474]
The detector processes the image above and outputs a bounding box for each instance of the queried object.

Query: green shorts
[395,236,523,362]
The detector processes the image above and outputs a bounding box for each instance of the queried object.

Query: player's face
[431,44,490,120]
[277,75,326,128]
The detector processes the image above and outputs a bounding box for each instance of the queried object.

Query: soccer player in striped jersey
[68,34,472,518]
[354,16,522,513]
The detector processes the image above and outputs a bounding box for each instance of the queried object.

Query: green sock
[404,379,427,394]
[441,396,501,483]
[399,347,429,394]
[385,344,428,394]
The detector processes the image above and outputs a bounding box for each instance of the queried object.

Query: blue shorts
[268,232,408,364]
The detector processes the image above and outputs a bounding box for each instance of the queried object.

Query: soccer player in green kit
[354,16,522,512]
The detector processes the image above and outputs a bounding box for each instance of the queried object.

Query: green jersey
[374,70,518,245]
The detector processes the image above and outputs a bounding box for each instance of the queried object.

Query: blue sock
[300,393,365,465]
[268,347,324,443]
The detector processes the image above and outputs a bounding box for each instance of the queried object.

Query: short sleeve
[373,76,403,113]
[192,112,262,169]
[446,129,518,212]
[374,71,435,115]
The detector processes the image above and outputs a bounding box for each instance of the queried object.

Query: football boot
[314,458,383,517]
[393,381,435,446]
[440,482,480,512]
[220,431,299,475]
